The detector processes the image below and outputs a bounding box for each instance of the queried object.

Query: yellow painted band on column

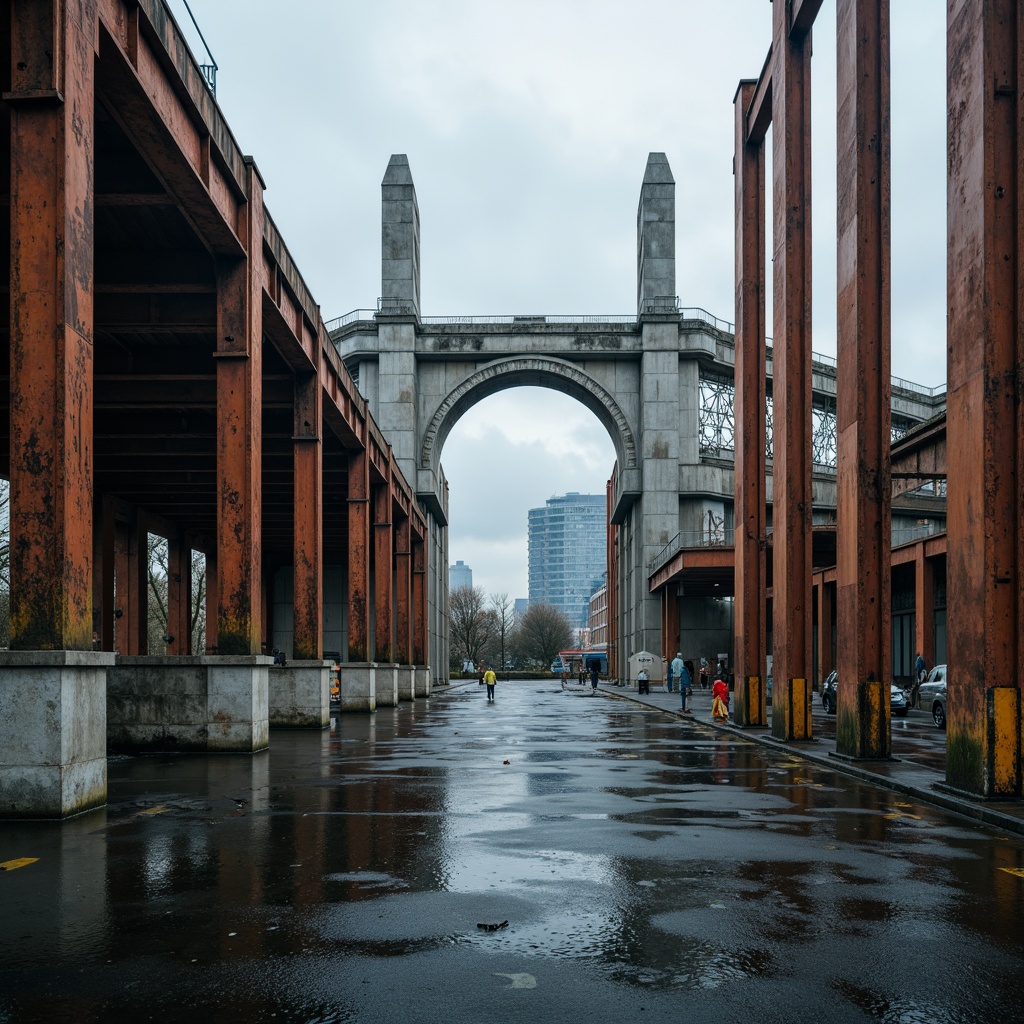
[0,857,39,872]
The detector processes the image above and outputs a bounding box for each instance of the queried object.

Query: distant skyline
[168,1,947,599]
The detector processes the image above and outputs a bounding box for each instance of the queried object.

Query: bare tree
[515,603,573,669]
[449,585,497,669]
[489,592,515,675]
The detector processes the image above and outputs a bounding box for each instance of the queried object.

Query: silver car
[917,663,947,728]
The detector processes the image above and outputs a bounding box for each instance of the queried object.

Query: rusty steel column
[167,534,193,655]
[817,578,835,689]
[347,449,371,662]
[373,480,394,663]
[128,514,148,656]
[946,0,1022,797]
[914,552,935,679]
[770,1,814,740]
[7,0,97,650]
[100,500,116,651]
[292,373,323,660]
[411,532,427,667]
[205,554,218,654]
[733,78,769,728]
[662,586,680,664]
[394,516,412,666]
[214,159,264,656]
[835,0,892,760]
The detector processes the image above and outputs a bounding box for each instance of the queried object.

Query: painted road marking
[999,867,1024,879]
[0,858,39,872]
[137,805,169,817]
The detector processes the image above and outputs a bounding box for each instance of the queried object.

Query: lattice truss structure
[698,372,915,471]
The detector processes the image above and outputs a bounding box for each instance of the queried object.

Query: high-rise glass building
[449,560,473,590]
[528,492,607,627]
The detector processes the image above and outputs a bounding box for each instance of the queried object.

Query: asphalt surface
[2,679,1024,1024]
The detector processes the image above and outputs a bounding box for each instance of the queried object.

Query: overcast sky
[170,1,947,601]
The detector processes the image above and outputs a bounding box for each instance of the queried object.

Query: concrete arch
[418,356,638,473]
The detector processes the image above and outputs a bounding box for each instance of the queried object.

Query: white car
[917,663,947,728]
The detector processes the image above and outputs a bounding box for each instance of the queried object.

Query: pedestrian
[700,657,709,690]
[672,652,692,713]
[712,672,729,722]
[637,667,650,695]
[483,665,497,702]
[913,652,927,707]
[478,663,485,686]
[590,661,600,693]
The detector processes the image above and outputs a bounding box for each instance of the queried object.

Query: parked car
[917,663,947,728]
[820,670,909,716]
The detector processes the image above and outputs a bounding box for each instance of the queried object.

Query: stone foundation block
[415,666,431,698]
[397,665,416,701]
[269,660,330,728]
[340,662,376,712]
[0,650,115,818]
[376,664,399,707]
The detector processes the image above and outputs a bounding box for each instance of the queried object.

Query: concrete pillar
[381,154,420,317]
[945,0,1023,796]
[733,78,769,729]
[376,663,399,707]
[770,0,814,741]
[107,656,270,751]
[340,663,376,713]
[269,661,330,728]
[835,0,892,760]
[415,666,431,698]
[397,664,416,701]
[0,651,114,818]
[214,159,265,655]
[637,152,676,315]
[293,372,323,660]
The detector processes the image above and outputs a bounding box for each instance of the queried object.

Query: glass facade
[528,493,607,627]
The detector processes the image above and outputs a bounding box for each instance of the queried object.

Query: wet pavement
[3,680,1024,1023]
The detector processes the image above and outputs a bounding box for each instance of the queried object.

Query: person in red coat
[711,674,730,722]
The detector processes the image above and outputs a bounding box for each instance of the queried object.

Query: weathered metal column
[770,0,814,740]
[835,0,892,760]
[946,0,1022,797]
[733,78,768,728]
[662,586,680,666]
[816,578,835,688]
[128,514,148,655]
[412,530,428,695]
[394,515,415,699]
[914,554,935,682]
[2,0,115,818]
[214,159,264,655]
[373,480,394,664]
[292,373,323,660]
[347,449,371,663]
[8,0,96,652]
[167,533,193,655]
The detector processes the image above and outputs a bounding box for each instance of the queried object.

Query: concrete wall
[677,596,734,675]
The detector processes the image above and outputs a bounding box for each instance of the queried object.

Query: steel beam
[7,0,97,650]
[213,160,264,655]
[770,0,814,740]
[347,449,371,663]
[946,0,1022,797]
[733,78,769,728]
[167,532,193,655]
[835,0,892,760]
[292,373,322,660]
[816,579,835,688]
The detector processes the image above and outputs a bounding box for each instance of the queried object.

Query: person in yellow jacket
[483,666,497,702]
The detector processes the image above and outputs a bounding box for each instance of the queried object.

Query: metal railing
[648,527,735,575]
[322,303,949,396]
